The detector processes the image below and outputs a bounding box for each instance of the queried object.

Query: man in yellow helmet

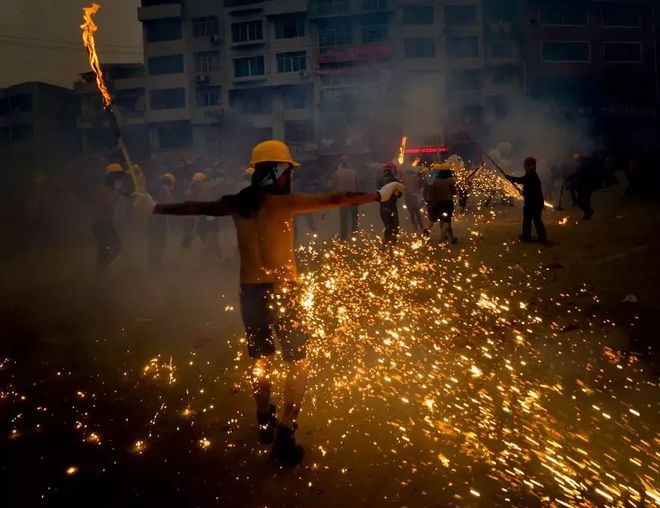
[423,162,458,245]
[92,163,131,273]
[153,140,404,467]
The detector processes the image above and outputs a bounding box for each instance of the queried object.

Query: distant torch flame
[81,3,112,109]
[544,201,554,209]
[559,216,569,225]
[398,136,407,165]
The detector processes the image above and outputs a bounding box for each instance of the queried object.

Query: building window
[487,96,509,119]
[11,123,34,142]
[318,21,352,46]
[150,88,186,109]
[313,0,350,17]
[233,56,265,78]
[145,18,182,42]
[231,20,263,43]
[277,51,307,73]
[285,120,314,143]
[0,99,8,116]
[450,69,481,91]
[542,41,590,62]
[156,122,192,150]
[196,87,221,107]
[194,51,220,73]
[602,4,640,28]
[192,16,219,37]
[360,14,388,43]
[282,86,313,109]
[404,37,435,58]
[491,65,517,84]
[490,40,514,58]
[274,14,306,39]
[10,93,33,113]
[604,42,642,63]
[229,89,272,113]
[445,5,478,25]
[539,4,587,26]
[447,37,479,58]
[148,54,184,75]
[402,5,433,25]
[142,0,180,6]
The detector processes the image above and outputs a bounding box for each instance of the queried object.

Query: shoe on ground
[257,404,277,445]
[272,424,304,468]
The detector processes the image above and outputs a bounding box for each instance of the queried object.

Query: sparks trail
[3,226,658,505]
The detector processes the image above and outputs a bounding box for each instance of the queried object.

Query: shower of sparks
[3,211,658,505]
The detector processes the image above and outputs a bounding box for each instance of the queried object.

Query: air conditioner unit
[210,34,221,45]
[195,73,209,84]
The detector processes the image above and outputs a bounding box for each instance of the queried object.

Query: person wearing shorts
[423,163,457,245]
[152,140,404,467]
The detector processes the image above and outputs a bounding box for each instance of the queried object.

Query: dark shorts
[427,200,454,223]
[239,283,309,362]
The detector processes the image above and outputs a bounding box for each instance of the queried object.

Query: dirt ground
[1,181,658,507]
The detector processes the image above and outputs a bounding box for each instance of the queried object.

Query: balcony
[358,0,393,14]
[137,3,181,21]
[316,43,393,63]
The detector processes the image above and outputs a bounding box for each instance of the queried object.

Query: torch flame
[398,136,407,165]
[81,3,112,109]
[559,216,569,226]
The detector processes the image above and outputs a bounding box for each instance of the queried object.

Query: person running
[506,156,548,244]
[152,140,404,467]
[377,162,402,250]
[331,155,359,240]
[423,162,457,245]
[92,163,131,274]
[399,160,424,232]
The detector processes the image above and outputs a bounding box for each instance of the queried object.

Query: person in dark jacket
[506,157,548,243]
[377,162,401,250]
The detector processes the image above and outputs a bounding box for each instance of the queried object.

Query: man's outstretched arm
[153,195,234,217]
[282,182,404,215]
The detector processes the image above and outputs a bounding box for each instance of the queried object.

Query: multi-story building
[0,82,79,167]
[522,0,659,148]
[74,63,148,158]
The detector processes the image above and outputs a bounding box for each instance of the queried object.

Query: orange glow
[398,136,407,165]
[81,4,112,109]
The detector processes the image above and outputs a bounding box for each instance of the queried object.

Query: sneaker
[257,404,277,445]
[272,424,304,468]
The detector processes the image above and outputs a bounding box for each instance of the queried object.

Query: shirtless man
[152,140,404,466]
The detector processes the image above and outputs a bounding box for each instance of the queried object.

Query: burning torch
[81,3,144,193]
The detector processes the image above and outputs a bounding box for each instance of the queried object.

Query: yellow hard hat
[105,163,125,174]
[248,140,300,168]
[431,162,452,170]
[162,172,176,185]
[192,172,207,182]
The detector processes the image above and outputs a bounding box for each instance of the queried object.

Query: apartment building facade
[522,0,659,146]
[135,0,528,159]
[0,82,79,166]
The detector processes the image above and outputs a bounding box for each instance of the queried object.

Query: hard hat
[248,140,300,168]
[431,162,452,171]
[105,163,125,174]
[383,162,397,172]
[192,172,207,182]
[162,172,176,185]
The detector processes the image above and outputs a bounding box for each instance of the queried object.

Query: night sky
[0,0,142,88]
